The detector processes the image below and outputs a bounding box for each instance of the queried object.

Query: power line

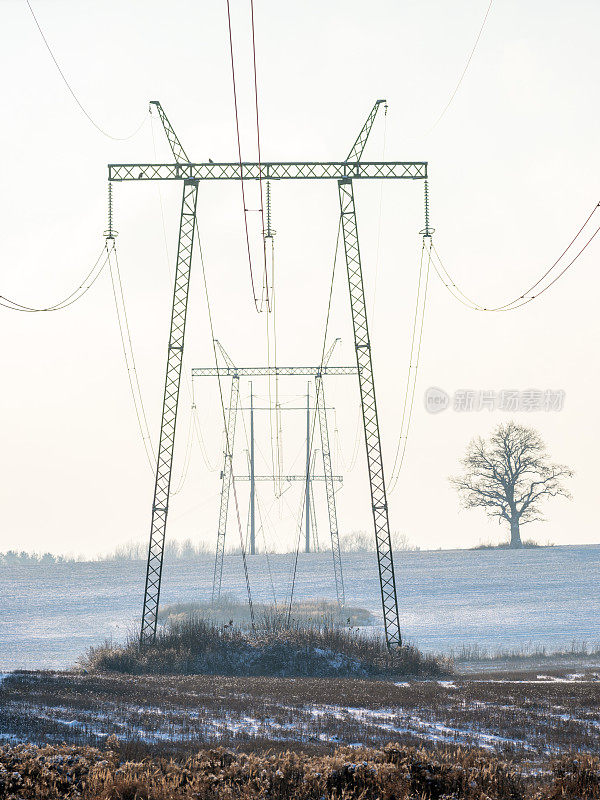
[107,243,156,474]
[24,0,147,141]
[389,240,432,492]
[249,0,271,313]
[171,408,195,495]
[431,201,600,312]
[190,389,218,473]
[370,103,388,330]
[386,202,599,490]
[224,0,261,312]
[255,491,278,606]
[264,196,281,492]
[110,246,155,460]
[0,246,109,313]
[429,0,494,131]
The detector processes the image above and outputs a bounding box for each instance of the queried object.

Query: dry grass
[80,615,447,679]
[0,740,599,799]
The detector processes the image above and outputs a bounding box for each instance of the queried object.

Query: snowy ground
[1,668,599,759]
[1,545,599,670]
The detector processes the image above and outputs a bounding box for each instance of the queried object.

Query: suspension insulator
[104,181,119,241]
[419,179,435,239]
[263,180,276,239]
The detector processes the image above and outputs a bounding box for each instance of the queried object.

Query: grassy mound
[82,616,448,679]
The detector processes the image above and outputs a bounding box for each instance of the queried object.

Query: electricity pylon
[110,100,427,648]
[338,101,402,647]
[193,348,349,607]
[139,102,198,645]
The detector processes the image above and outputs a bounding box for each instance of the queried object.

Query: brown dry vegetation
[1,740,599,800]
[2,669,600,760]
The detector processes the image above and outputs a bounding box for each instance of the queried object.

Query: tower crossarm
[235,475,342,482]
[192,366,357,377]
[109,161,427,182]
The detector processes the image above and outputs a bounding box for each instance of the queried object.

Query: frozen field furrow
[1,669,599,758]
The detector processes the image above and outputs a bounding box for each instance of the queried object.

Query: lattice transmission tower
[108,100,427,648]
[193,339,351,609]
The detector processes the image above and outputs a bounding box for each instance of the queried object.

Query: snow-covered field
[0,545,598,670]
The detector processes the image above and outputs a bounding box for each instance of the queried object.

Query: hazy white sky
[1,0,598,557]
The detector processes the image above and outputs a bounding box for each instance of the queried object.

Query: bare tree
[451,421,572,548]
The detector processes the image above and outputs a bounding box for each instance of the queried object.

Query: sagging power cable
[24,0,147,141]
[190,380,218,473]
[249,0,271,313]
[429,0,494,131]
[432,200,600,312]
[107,242,156,474]
[388,239,432,493]
[0,246,109,312]
[172,406,195,495]
[224,0,262,313]
[255,491,278,607]
[370,103,388,331]
[264,182,282,493]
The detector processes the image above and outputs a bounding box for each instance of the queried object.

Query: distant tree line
[0,541,216,565]
[339,531,418,553]
[98,539,214,562]
[0,550,67,565]
[1,533,419,565]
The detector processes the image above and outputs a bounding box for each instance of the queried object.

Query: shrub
[1,742,598,799]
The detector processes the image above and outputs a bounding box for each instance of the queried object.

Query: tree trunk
[510,518,522,548]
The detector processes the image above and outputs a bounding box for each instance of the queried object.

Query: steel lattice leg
[309,482,319,552]
[315,377,345,607]
[140,178,199,645]
[211,375,240,602]
[338,177,401,648]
